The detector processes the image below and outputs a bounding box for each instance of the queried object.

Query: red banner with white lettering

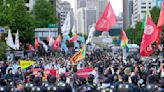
[64,68,93,78]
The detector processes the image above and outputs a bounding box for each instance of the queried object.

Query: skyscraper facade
[123,0,133,30]
[74,0,108,35]
[132,0,156,27]
[77,8,96,35]
[60,1,74,28]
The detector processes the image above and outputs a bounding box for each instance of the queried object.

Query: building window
[141,2,146,5]
[141,6,146,9]
[149,2,151,5]
[149,6,151,8]
[141,11,146,13]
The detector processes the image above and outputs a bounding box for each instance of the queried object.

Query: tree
[126,27,134,43]
[32,0,58,28]
[0,0,13,27]
[9,0,34,43]
[134,22,143,45]
[126,22,143,45]
[0,42,6,60]
[150,7,160,25]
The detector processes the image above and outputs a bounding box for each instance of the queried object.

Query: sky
[61,0,123,16]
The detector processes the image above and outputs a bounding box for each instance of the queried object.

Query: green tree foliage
[32,0,58,28]
[9,0,34,43]
[134,22,143,45]
[125,27,134,43]
[0,0,13,26]
[0,42,6,60]
[0,0,34,43]
[126,22,143,45]
[150,7,160,25]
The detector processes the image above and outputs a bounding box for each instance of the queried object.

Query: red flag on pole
[95,1,117,31]
[52,35,61,49]
[157,2,164,27]
[140,16,158,56]
[156,2,164,46]
[69,34,78,43]
[156,27,162,47]
[35,38,39,49]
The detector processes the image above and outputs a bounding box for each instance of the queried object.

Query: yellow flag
[20,60,36,70]
[71,46,86,65]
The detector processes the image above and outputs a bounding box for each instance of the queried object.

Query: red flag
[69,34,78,43]
[156,2,164,46]
[140,16,158,56]
[156,27,162,47]
[52,35,61,49]
[96,1,117,31]
[157,2,164,27]
[35,38,39,49]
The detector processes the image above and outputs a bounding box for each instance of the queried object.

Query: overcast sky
[61,0,123,16]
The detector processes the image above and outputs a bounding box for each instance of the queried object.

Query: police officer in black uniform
[87,74,97,92]
[77,77,91,92]
[57,74,72,92]
[131,75,141,92]
[156,79,164,92]
[46,75,58,92]
[25,75,35,92]
[97,74,116,92]
[0,78,8,92]
[31,76,43,92]
[117,74,136,92]
[142,75,158,92]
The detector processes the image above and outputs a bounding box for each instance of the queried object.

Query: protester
[14,80,24,92]
[0,48,163,92]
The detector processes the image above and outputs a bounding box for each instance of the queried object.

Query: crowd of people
[0,49,164,92]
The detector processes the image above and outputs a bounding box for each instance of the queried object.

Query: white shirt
[91,70,99,83]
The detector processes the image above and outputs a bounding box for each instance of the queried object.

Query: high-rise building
[123,0,133,30]
[75,0,108,19]
[132,0,156,27]
[77,8,96,35]
[98,0,108,19]
[74,0,108,34]
[60,1,74,28]
[50,0,61,18]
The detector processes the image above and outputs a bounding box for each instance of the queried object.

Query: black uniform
[142,75,158,92]
[57,80,72,92]
[57,74,72,92]
[44,75,58,92]
[87,74,97,91]
[117,74,139,92]
[24,82,34,92]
